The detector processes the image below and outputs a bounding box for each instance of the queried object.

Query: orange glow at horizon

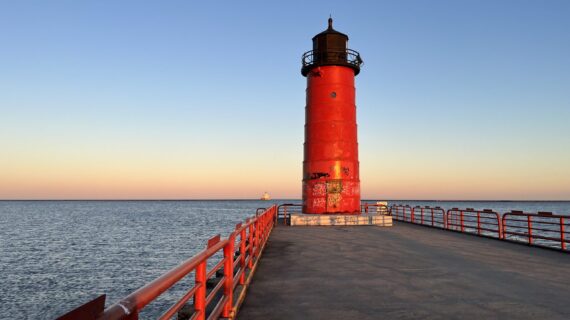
[1,147,569,200]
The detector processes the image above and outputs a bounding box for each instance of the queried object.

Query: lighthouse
[301,18,363,214]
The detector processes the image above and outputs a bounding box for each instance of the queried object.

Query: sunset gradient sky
[1,1,569,200]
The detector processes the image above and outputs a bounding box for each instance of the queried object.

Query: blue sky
[0,1,569,199]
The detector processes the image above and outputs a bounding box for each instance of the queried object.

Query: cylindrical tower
[301,18,363,214]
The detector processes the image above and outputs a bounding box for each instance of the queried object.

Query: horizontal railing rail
[502,211,569,250]
[301,48,362,68]
[58,205,278,320]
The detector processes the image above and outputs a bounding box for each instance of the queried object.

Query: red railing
[502,211,569,251]
[390,205,413,222]
[276,203,302,225]
[411,206,446,229]
[445,208,502,238]
[389,204,568,252]
[58,205,278,320]
[361,203,389,215]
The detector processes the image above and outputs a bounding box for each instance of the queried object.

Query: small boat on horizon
[260,192,271,201]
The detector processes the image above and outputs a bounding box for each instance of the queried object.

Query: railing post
[256,218,261,253]
[477,212,481,235]
[528,215,533,245]
[255,220,260,255]
[194,261,206,320]
[264,211,268,236]
[501,214,507,240]
[460,211,465,232]
[273,206,277,227]
[561,217,566,250]
[222,234,235,318]
[252,220,257,258]
[240,228,246,284]
[262,213,267,241]
[261,214,266,240]
[261,214,265,240]
[265,211,269,238]
[275,206,279,224]
[248,223,254,269]
[497,213,502,239]
[271,206,275,229]
[260,216,264,244]
[263,211,267,238]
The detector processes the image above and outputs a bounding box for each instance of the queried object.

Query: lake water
[1,200,568,319]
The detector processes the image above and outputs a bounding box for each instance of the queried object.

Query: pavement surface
[238,222,570,319]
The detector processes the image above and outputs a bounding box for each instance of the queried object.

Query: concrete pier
[239,222,570,319]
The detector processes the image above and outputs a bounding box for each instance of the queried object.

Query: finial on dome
[328,15,333,29]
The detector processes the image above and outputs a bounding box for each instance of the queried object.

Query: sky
[0,0,569,200]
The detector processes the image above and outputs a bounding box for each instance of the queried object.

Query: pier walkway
[239,222,570,319]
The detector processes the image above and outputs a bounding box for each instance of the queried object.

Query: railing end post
[56,294,106,320]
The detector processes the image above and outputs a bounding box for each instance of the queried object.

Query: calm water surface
[0,200,568,319]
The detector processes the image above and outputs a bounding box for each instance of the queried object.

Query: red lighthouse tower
[302,18,363,214]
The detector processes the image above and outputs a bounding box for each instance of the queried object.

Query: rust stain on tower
[301,18,363,214]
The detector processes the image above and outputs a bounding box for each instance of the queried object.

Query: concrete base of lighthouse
[289,213,392,226]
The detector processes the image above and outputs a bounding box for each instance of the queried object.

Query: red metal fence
[361,203,389,215]
[276,203,302,225]
[387,204,568,252]
[411,206,446,229]
[58,205,278,320]
[446,208,502,238]
[391,205,413,223]
[502,211,569,250]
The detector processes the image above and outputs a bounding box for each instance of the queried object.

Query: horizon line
[1,199,569,202]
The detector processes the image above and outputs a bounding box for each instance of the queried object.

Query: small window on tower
[330,91,337,98]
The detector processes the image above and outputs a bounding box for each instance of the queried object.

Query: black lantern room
[301,18,363,76]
